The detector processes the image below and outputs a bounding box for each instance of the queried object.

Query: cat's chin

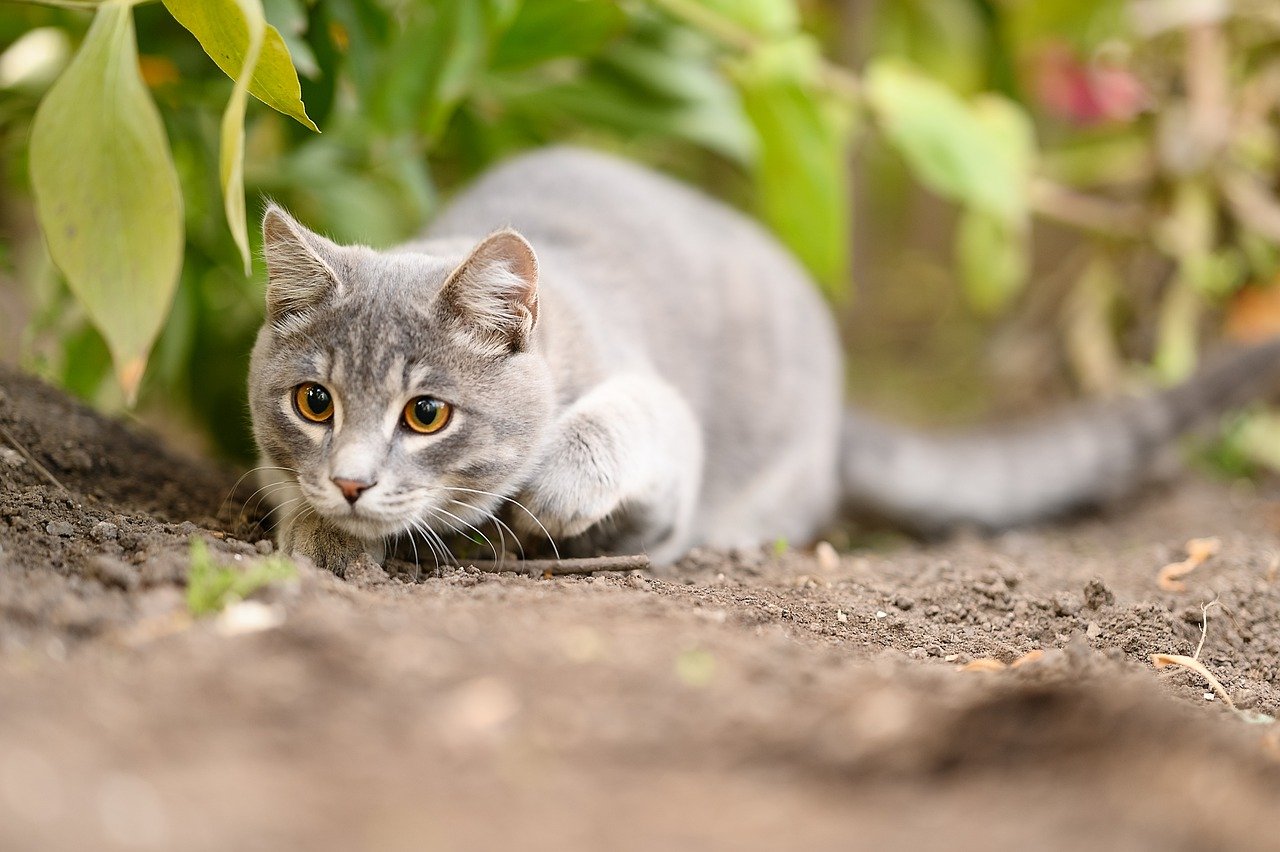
[319,510,408,541]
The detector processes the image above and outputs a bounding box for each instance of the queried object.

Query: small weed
[186,538,297,617]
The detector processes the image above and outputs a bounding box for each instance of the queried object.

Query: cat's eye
[403,396,452,434]
[294,382,334,423]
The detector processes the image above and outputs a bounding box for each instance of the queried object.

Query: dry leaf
[959,658,1007,672]
[1225,279,1280,343]
[1157,536,1221,591]
[1011,649,1045,668]
[1151,653,1236,710]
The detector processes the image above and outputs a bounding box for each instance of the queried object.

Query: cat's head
[248,205,554,542]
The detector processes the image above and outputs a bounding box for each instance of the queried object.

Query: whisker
[221,464,299,507]
[449,498,524,561]
[442,486,560,559]
[431,505,502,566]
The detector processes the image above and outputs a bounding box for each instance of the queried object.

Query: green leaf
[218,0,266,273]
[733,45,855,296]
[491,0,627,70]
[865,59,1034,225]
[366,0,493,138]
[30,2,184,404]
[186,538,297,616]
[955,208,1028,314]
[163,0,318,132]
[206,0,268,273]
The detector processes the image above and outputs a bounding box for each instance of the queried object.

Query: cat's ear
[437,229,539,352]
[261,204,341,326]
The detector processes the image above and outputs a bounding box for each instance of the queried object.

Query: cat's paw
[280,513,383,577]
[513,443,625,544]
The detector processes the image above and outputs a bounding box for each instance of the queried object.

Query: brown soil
[3,365,1280,851]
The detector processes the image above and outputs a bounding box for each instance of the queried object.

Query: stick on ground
[465,554,650,576]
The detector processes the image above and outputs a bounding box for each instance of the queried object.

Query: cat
[249,146,1280,573]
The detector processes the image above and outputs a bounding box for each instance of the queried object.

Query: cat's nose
[332,477,376,504]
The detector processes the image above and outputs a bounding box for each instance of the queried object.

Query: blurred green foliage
[2,0,1280,466]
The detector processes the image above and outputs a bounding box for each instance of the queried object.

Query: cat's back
[428,147,843,545]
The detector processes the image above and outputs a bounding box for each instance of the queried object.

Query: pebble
[86,556,138,591]
[1086,621,1102,640]
[45,521,74,537]
[1083,578,1115,609]
[893,595,915,611]
[1052,592,1083,617]
[814,541,839,572]
[90,521,119,542]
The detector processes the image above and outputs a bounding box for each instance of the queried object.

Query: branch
[1028,176,1149,238]
[466,554,651,577]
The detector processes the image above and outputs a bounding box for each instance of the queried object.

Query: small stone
[1085,621,1102,640]
[254,538,274,555]
[814,541,839,572]
[907,647,927,660]
[45,520,74,537]
[86,556,138,591]
[894,595,915,611]
[1083,578,1115,609]
[90,521,119,542]
[1052,592,1082,617]
[0,447,23,467]
[215,600,285,636]
[836,609,848,623]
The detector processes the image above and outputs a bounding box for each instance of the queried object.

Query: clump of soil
[2,365,1280,850]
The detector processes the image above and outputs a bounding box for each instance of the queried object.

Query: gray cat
[249,146,1280,572]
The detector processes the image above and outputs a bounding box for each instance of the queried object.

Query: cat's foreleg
[514,372,703,563]
[279,511,386,575]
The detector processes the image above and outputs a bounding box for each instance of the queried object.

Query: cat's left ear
[437,229,539,353]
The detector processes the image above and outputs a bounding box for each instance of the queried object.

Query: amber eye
[294,383,334,423]
[403,396,451,434]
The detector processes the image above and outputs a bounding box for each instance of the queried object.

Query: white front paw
[513,445,623,542]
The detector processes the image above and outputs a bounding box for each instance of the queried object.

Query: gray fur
[249,146,1280,571]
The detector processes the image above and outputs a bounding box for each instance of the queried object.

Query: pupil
[415,398,438,423]
[308,386,329,414]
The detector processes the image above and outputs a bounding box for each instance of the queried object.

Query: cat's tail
[840,338,1280,532]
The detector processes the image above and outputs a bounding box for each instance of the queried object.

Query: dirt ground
[3,365,1280,851]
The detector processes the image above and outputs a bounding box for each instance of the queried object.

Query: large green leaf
[219,0,266,273]
[30,1,184,404]
[163,0,318,132]
[865,59,1034,225]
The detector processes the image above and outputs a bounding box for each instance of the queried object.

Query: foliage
[186,537,296,616]
[3,0,1280,462]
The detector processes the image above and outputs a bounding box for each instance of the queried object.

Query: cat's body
[250,146,1280,572]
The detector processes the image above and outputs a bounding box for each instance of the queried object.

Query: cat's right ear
[262,204,341,326]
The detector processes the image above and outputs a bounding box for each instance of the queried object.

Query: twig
[1028,176,1149,238]
[0,421,70,495]
[1193,598,1220,661]
[466,554,650,576]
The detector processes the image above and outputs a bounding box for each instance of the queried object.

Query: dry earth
[2,365,1280,851]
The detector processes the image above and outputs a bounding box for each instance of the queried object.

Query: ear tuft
[262,204,341,326]
[439,229,540,352]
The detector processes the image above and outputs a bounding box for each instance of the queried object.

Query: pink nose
[332,478,375,505]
